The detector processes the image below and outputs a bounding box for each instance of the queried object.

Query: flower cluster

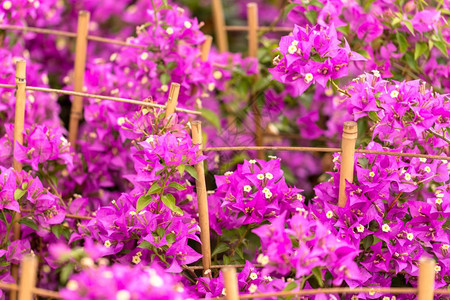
[61,263,189,300]
[253,211,360,286]
[345,73,450,149]
[312,142,449,290]
[209,158,304,234]
[270,24,365,96]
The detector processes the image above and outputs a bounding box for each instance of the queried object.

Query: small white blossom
[288,45,298,54]
[224,171,233,176]
[208,83,215,91]
[265,173,273,180]
[419,157,427,163]
[140,52,149,60]
[161,84,169,92]
[256,174,265,180]
[404,173,411,181]
[406,233,414,241]
[166,27,174,35]
[2,1,12,10]
[304,73,313,84]
[116,290,131,300]
[249,159,257,164]
[441,244,449,250]
[257,254,269,266]
[436,198,443,205]
[356,224,365,233]
[66,280,78,291]
[248,284,258,293]
[244,185,252,192]
[435,265,441,272]
[117,117,126,126]
[424,166,431,173]
[149,274,163,287]
[326,211,333,219]
[382,224,391,232]
[249,272,258,280]
[132,255,141,264]
[369,171,375,178]
[390,90,399,98]
[104,240,112,248]
[184,21,192,28]
[213,70,222,80]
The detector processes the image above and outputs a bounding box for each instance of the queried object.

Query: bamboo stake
[338,121,358,207]
[68,11,90,146]
[201,35,213,62]
[417,258,436,300]
[0,84,201,115]
[18,255,38,300]
[164,83,181,119]
[247,3,264,160]
[11,59,26,300]
[212,0,229,53]
[191,121,211,274]
[222,267,239,300]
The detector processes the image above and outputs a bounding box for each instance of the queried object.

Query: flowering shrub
[0,0,449,299]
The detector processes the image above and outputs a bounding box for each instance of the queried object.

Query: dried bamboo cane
[164,83,181,119]
[68,11,90,146]
[222,267,240,300]
[18,255,38,300]
[11,59,26,300]
[212,0,229,53]
[201,35,213,62]
[247,3,263,160]
[417,258,436,300]
[338,121,358,207]
[191,121,211,275]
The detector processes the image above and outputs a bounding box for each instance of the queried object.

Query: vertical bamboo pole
[11,59,26,300]
[18,255,38,300]
[201,35,213,62]
[247,3,263,160]
[222,267,239,300]
[417,258,435,300]
[164,83,181,119]
[338,121,358,207]
[68,11,90,146]
[191,121,211,274]
[212,0,228,53]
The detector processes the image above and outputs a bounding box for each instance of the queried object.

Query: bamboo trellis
[1,6,450,300]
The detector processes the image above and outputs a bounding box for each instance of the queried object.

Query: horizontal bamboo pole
[225,25,292,32]
[20,209,93,220]
[183,264,262,270]
[202,146,450,160]
[0,25,145,48]
[0,84,201,115]
[0,282,19,291]
[238,287,419,299]
[33,288,63,299]
[0,24,77,37]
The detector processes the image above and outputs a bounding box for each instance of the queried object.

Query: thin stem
[427,128,450,145]
[331,80,352,97]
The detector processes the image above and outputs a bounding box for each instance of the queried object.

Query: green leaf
[14,189,26,200]
[147,183,162,195]
[336,25,350,35]
[223,255,230,265]
[403,20,415,36]
[212,243,230,257]
[136,194,153,212]
[161,194,183,215]
[166,61,177,70]
[368,111,379,122]
[185,165,198,180]
[19,218,38,231]
[414,42,428,60]
[283,3,302,18]
[177,164,185,177]
[396,32,409,53]
[160,73,170,85]
[309,0,324,8]
[52,225,63,238]
[60,263,73,283]
[168,182,186,191]
[305,10,318,25]
[138,240,153,250]
[362,235,374,250]
[235,247,244,260]
[434,40,449,58]
[312,267,324,287]
[283,281,298,300]
[252,77,271,94]
[356,49,371,60]
[200,108,221,129]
